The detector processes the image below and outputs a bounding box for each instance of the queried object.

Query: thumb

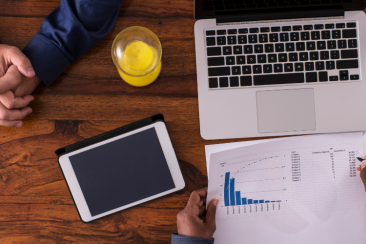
[5,46,35,77]
[206,198,218,226]
[360,162,366,191]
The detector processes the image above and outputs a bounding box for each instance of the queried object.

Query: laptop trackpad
[256,89,316,133]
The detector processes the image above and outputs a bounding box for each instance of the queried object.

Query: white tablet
[58,121,185,222]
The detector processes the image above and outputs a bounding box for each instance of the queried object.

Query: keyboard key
[319,71,328,81]
[233,46,243,54]
[208,67,230,76]
[293,25,302,30]
[240,76,252,86]
[253,65,262,74]
[330,76,338,81]
[228,29,238,34]
[249,35,258,43]
[299,52,309,61]
[254,44,264,53]
[232,66,241,75]
[282,26,291,31]
[289,52,298,61]
[339,70,348,80]
[253,73,305,85]
[263,64,272,73]
[206,30,215,36]
[217,30,226,35]
[306,72,318,82]
[304,25,313,30]
[230,76,239,87]
[206,37,216,46]
[330,50,339,59]
[336,59,358,69]
[316,61,325,70]
[306,41,316,50]
[332,30,341,39]
[296,42,306,51]
[350,74,359,80]
[244,45,253,54]
[284,63,293,72]
[237,56,246,64]
[247,55,256,64]
[342,29,356,38]
[301,32,310,40]
[290,32,300,41]
[268,54,277,63]
[219,77,229,87]
[274,64,283,72]
[258,54,267,63]
[260,27,270,32]
[209,78,218,88]
[207,47,221,56]
[279,53,287,62]
[275,43,285,52]
[325,23,334,29]
[341,49,358,59]
[226,56,235,65]
[250,28,259,33]
[223,46,232,55]
[317,41,326,49]
[286,42,295,51]
[271,27,281,32]
[217,36,226,45]
[269,33,279,42]
[227,36,237,45]
[348,39,357,48]
[208,57,225,66]
[336,23,345,28]
[295,62,304,71]
[314,24,324,30]
[265,44,274,52]
[259,34,268,43]
[239,28,249,34]
[305,62,314,71]
[320,51,329,60]
[242,66,252,74]
[321,30,331,39]
[238,35,247,44]
[280,33,289,41]
[326,60,335,69]
[347,22,356,28]
[338,40,347,48]
[311,31,320,40]
[327,40,337,49]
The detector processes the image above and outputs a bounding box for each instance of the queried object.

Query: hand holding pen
[357,156,366,191]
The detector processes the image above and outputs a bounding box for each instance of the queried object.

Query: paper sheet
[207,132,366,244]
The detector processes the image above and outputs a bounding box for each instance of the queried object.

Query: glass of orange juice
[111,26,162,87]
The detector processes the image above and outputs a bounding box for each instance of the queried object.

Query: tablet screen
[69,127,175,216]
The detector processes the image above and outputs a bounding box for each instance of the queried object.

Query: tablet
[58,121,185,222]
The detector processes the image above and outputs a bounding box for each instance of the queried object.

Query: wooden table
[0,0,254,243]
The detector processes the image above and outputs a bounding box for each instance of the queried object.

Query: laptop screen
[194,0,365,20]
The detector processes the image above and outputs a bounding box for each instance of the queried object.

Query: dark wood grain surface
[0,0,284,243]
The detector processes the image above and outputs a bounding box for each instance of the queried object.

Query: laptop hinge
[216,9,344,23]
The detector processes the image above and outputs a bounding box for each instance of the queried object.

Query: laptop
[194,0,366,140]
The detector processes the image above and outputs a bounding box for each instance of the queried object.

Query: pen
[357,157,364,163]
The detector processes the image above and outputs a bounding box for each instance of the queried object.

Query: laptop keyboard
[205,22,360,88]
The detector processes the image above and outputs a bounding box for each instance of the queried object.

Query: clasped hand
[0,44,41,127]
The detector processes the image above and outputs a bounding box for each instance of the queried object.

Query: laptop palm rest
[256,89,316,133]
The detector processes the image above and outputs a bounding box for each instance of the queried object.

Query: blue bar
[248,199,253,204]
[254,200,259,204]
[242,198,247,205]
[224,172,230,206]
[271,201,275,202]
[276,200,282,202]
[259,200,264,203]
[230,178,236,206]
[265,201,270,203]
[236,191,241,205]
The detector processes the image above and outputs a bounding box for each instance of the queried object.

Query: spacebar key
[254,73,304,86]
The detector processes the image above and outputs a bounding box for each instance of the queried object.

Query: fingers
[205,198,219,229]
[361,167,366,192]
[0,119,23,127]
[3,46,35,77]
[0,102,32,121]
[187,188,208,207]
[0,65,23,94]
[0,91,34,109]
[198,205,206,217]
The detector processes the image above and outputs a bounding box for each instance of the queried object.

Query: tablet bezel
[58,121,185,222]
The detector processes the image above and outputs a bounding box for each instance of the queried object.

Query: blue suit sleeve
[171,234,215,244]
[22,0,124,87]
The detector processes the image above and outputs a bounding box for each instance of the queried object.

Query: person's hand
[0,44,41,127]
[357,156,366,191]
[176,188,218,239]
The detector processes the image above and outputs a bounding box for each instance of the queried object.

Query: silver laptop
[194,0,366,139]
